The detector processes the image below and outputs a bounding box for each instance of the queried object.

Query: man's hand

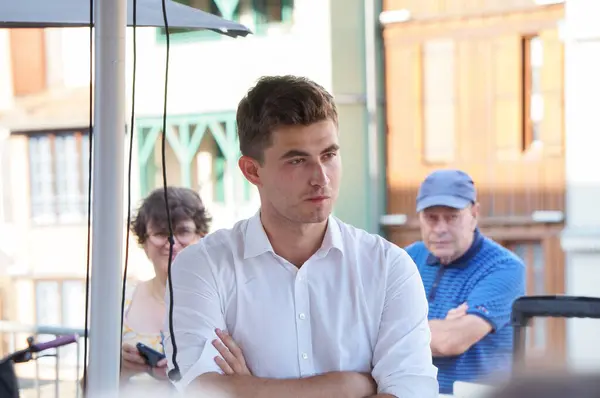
[445,303,468,320]
[212,328,252,376]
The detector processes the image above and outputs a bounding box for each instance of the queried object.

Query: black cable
[159,0,182,382]
[82,0,94,392]
[120,0,138,372]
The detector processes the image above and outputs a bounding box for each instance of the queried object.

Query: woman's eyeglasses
[147,229,198,247]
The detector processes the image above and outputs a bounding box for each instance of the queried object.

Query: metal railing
[0,320,86,398]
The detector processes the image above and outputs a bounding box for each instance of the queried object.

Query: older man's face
[418,204,479,264]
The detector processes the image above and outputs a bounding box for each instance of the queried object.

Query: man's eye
[289,158,304,165]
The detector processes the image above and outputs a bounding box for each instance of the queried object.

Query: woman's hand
[121,343,149,378]
[149,358,170,381]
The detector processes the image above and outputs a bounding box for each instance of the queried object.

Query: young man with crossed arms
[164,75,438,398]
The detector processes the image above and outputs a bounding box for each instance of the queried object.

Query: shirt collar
[243,211,345,260]
[317,216,345,258]
[426,228,484,269]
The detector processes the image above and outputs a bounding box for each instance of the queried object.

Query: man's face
[243,120,341,225]
[418,204,479,263]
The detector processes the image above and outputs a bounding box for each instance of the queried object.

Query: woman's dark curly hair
[130,186,212,245]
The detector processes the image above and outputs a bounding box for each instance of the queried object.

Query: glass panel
[29,136,56,224]
[36,281,61,326]
[81,134,91,215]
[55,134,83,223]
[61,280,86,366]
[529,36,543,142]
[35,281,61,364]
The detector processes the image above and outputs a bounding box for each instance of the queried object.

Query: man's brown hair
[236,75,338,163]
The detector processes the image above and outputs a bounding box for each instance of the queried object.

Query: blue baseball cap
[416,169,476,212]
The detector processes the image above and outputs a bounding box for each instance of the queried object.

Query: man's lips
[306,196,330,202]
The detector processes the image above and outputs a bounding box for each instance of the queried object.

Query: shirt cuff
[466,307,500,331]
[170,340,223,394]
[379,374,440,398]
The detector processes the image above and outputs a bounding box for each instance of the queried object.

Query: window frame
[421,38,457,165]
[24,128,90,226]
[522,34,544,151]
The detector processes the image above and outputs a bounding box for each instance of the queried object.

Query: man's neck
[259,209,328,268]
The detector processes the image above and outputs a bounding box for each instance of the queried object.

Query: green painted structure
[157,0,295,42]
[136,112,251,204]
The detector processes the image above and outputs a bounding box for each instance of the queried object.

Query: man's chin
[299,209,332,224]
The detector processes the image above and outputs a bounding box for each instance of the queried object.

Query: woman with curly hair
[120,186,211,385]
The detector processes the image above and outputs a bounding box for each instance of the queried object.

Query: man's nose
[310,163,329,187]
[432,220,449,234]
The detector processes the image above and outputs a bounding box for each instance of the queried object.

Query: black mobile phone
[136,342,166,368]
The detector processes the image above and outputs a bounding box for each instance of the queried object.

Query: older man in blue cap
[405,169,525,395]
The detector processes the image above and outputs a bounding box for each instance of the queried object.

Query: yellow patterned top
[122,282,165,354]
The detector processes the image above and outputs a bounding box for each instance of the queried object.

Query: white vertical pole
[87,0,127,394]
[364,0,382,234]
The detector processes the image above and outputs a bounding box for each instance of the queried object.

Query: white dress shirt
[163,212,438,397]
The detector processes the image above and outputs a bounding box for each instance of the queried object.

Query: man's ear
[470,202,480,228]
[238,156,262,187]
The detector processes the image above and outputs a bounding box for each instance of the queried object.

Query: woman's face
[143,219,203,279]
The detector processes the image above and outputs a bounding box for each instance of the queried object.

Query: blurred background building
[0,0,383,373]
[382,0,566,362]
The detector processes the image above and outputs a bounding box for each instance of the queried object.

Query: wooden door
[503,238,565,362]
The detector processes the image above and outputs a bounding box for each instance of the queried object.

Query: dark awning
[0,0,251,38]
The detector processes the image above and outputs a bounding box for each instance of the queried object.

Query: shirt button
[299,313,306,320]
[301,353,308,360]
[298,276,304,281]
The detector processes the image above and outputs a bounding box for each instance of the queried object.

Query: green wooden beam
[138,126,160,164]
[165,126,186,163]
[178,123,192,188]
[213,0,240,20]
[208,120,230,158]
[188,121,207,158]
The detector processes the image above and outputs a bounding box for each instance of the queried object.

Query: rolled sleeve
[162,243,226,393]
[371,248,439,397]
[465,260,526,332]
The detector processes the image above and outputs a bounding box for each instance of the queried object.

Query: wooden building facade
[382,0,566,360]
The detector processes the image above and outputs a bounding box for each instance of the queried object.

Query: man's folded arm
[371,249,439,398]
[429,262,525,357]
[189,371,376,398]
[162,244,228,391]
[163,244,376,398]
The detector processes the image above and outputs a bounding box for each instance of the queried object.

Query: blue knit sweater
[406,230,525,394]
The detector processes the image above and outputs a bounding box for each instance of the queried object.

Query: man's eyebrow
[280,149,310,160]
[322,144,340,154]
[280,144,340,160]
